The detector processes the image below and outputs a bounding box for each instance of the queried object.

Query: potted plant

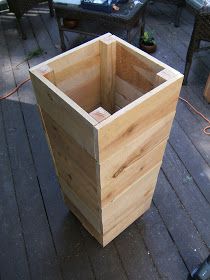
[139,31,157,54]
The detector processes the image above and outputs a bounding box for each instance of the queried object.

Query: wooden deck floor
[0,2,210,279]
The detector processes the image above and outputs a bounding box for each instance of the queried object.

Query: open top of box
[30,33,182,127]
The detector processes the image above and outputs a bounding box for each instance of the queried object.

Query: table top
[54,0,148,23]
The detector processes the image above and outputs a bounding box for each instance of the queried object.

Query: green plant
[15,48,45,68]
[26,48,44,61]
[140,31,155,46]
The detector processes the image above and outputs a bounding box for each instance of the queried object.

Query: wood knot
[47,93,53,101]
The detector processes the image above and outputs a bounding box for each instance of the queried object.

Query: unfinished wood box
[30,33,183,246]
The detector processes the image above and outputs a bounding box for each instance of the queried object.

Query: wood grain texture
[101,164,161,246]
[116,43,157,93]
[30,33,183,246]
[40,109,100,214]
[57,55,101,112]
[29,70,98,158]
[4,4,210,278]
[100,140,168,207]
[48,40,100,80]
[96,76,183,162]
[62,191,103,243]
[100,37,116,113]
[115,76,144,108]
[89,107,111,123]
[60,177,102,233]
[99,110,175,206]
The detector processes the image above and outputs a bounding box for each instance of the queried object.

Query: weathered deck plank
[2,13,96,280]
[162,144,210,246]
[0,17,63,280]
[0,2,210,280]
[154,170,209,272]
[136,203,189,280]
[0,96,31,280]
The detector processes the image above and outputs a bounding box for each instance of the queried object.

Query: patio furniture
[54,0,149,51]
[7,0,54,39]
[156,0,186,27]
[183,0,210,84]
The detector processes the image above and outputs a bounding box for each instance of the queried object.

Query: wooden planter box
[30,33,183,246]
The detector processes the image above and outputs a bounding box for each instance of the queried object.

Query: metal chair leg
[183,61,192,84]
[141,5,146,36]
[16,16,27,39]
[48,0,54,17]
[174,5,182,27]
[56,15,66,51]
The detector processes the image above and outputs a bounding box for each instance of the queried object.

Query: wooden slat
[99,37,116,113]
[116,43,156,93]
[154,170,209,271]
[40,109,100,212]
[65,76,100,113]
[0,17,63,280]
[89,106,111,123]
[0,99,31,280]
[30,70,98,158]
[48,40,100,79]
[24,14,96,279]
[112,34,180,76]
[60,178,102,235]
[115,76,144,108]
[63,192,103,244]
[56,55,100,92]
[96,76,183,162]
[136,203,189,280]
[102,164,161,246]
[100,140,167,206]
[39,65,56,84]
[163,143,210,247]
[170,120,210,205]
[31,33,112,74]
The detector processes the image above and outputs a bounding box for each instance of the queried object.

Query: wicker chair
[183,1,210,84]
[155,0,186,27]
[7,0,54,39]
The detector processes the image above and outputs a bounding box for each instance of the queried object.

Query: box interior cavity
[39,39,169,122]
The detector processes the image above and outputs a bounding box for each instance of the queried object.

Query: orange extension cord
[0,77,31,101]
[0,77,210,135]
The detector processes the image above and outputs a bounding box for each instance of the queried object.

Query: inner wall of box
[44,41,166,118]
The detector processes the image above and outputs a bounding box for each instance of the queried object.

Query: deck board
[0,2,210,279]
[0,16,63,280]
[0,90,31,280]
[1,11,97,280]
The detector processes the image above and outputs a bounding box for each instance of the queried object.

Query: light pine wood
[63,192,103,244]
[96,76,183,162]
[60,177,102,233]
[115,76,144,108]
[99,36,116,113]
[89,107,111,123]
[101,163,161,246]
[204,74,210,103]
[38,65,56,85]
[100,138,169,207]
[30,33,183,246]
[30,70,98,158]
